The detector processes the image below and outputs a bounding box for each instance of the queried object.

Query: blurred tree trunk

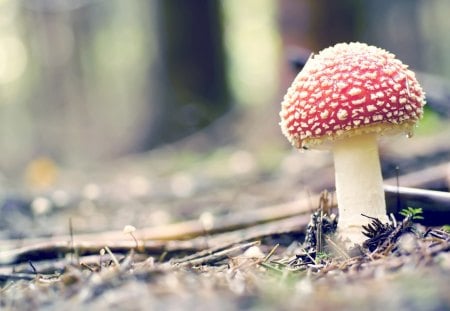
[308,0,364,50]
[144,0,230,149]
[278,0,363,51]
[278,0,364,92]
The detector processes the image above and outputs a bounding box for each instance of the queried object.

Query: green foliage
[441,225,450,233]
[316,251,332,262]
[399,207,424,221]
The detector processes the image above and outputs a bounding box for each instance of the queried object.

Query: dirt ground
[1,110,450,310]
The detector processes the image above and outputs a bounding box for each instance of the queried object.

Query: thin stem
[332,133,388,245]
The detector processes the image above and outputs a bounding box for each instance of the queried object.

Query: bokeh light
[222,0,280,106]
[0,35,27,84]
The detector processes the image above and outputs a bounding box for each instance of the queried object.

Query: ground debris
[1,194,450,310]
[280,205,450,284]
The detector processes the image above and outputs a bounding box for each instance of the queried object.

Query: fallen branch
[384,185,450,226]
[385,162,450,189]
[0,239,201,266]
[0,213,311,266]
[0,195,319,254]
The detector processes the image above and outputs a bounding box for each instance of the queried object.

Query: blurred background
[0,0,449,186]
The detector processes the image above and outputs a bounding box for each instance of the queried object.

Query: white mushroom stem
[332,133,389,246]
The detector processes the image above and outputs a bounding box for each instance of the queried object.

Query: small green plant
[399,207,424,220]
[441,225,450,233]
[316,251,332,262]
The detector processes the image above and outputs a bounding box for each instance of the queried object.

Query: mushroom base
[333,133,389,247]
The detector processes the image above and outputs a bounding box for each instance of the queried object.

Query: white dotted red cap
[280,42,426,149]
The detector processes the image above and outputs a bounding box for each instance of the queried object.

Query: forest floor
[1,110,450,310]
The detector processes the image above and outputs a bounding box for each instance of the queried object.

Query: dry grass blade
[175,241,260,267]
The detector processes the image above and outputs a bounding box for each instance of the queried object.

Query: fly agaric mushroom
[279,42,426,246]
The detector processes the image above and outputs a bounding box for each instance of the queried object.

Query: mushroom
[279,42,426,246]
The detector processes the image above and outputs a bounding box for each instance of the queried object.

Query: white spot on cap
[383,66,395,75]
[372,115,383,121]
[348,87,362,96]
[299,91,308,99]
[320,110,329,119]
[376,91,384,98]
[352,107,364,117]
[321,80,332,87]
[351,97,366,105]
[366,105,377,112]
[367,71,377,79]
[336,81,347,89]
[312,91,323,99]
[365,84,375,91]
[337,109,348,120]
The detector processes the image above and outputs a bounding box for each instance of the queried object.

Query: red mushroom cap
[280,42,426,149]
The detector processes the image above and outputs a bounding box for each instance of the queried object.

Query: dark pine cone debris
[361,214,417,252]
